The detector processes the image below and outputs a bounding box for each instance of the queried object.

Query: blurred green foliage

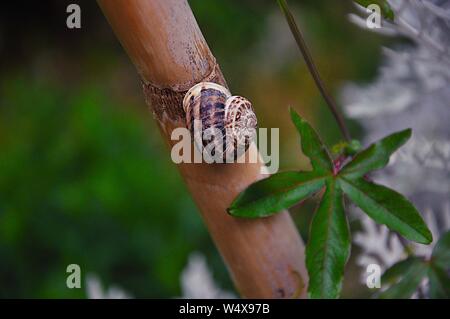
[0,78,229,298]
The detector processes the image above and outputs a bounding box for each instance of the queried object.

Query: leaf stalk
[277,0,352,142]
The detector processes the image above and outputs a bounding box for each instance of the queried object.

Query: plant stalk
[277,0,352,142]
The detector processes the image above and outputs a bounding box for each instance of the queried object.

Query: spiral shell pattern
[183,82,257,161]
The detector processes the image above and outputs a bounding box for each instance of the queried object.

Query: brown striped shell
[183,82,257,161]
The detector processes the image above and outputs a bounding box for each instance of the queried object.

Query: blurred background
[1,0,434,298]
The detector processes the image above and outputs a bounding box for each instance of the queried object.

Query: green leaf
[379,259,428,299]
[306,179,350,298]
[428,265,450,299]
[226,110,430,300]
[431,230,450,270]
[354,0,395,21]
[228,171,328,218]
[289,108,333,173]
[341,129,411,179]
[381,257,419,285]
[339,178,432,244]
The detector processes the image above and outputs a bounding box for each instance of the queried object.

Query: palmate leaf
[228,109,432,299]
[306,179,351,299]
[428,265,450,299]
[376,258,450,299]
[379,258,429,299]
[339,178,432,244]
[380,257,421,286]
[432,230,450,269]
[376,231,450,299]
[228,171,328,218]
[428,230,450,298]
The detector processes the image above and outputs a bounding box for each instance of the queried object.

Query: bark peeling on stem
[143,61,225,121]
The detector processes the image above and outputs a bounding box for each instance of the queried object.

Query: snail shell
[183,82,257,161]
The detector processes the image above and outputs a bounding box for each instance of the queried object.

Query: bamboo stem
[98,0,308,298]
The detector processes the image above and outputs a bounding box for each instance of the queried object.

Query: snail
[182,82,257,162]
